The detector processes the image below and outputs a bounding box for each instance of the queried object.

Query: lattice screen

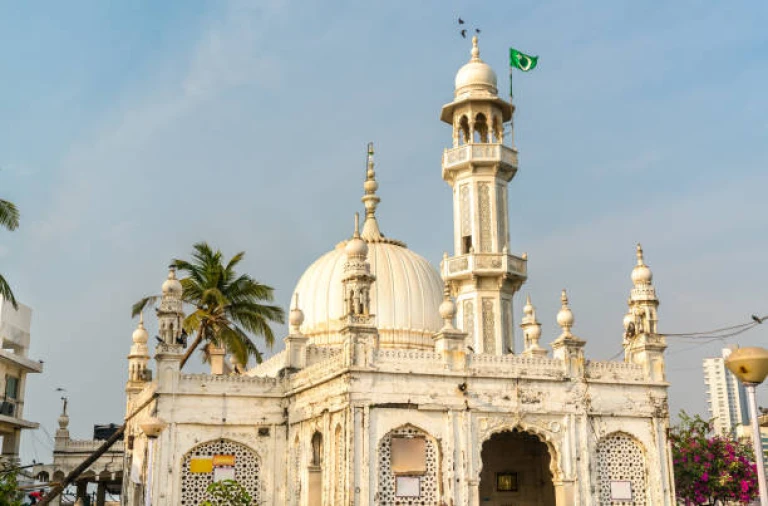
[335,426,344,505]
[180,439,260,505]
[377,425,439,505]
[597,433,647,505]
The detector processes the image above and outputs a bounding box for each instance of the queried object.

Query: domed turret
[132,313,149,345]
[162,266,182,296]
[631,244,653,285]
[454,36,498,98]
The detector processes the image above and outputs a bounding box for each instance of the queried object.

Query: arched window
[311,432,323,466]
[492,115,502,143]
[474,113,489,143]
[458,116,470,145]
[597,433,647,505]
[180,439,260,505]
[377,425,439,506]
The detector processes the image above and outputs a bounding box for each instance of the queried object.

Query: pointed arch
[474,112,489,143]
[376,423,440,505]
[458,115,470,145]
[180,438,261,505]
[596,431,648,505]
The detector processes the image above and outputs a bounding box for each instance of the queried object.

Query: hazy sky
[2,0,767,465]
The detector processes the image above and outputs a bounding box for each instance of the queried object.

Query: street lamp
[726,346,768,505]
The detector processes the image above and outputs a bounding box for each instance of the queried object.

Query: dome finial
[631,243,653,286]
[636,243,645,266]
[361,142,383,240]
[438,281,457,329]
[354,212,360,238]
[289,293,304,333]
[471,35,480,60]
[556,289,574,337]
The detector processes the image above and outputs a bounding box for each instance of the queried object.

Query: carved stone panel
[478,183,491,252]
[482,298,496,355]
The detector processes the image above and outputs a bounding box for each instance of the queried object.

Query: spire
[471,35,480,61]
[636,243,645,266]
[361,142,383,240]
[520,294,546,356]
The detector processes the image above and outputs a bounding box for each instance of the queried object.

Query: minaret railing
[443,143,518,169]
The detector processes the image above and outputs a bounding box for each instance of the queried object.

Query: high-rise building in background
[703,346,750,436]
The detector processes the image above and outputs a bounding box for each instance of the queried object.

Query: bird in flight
[458,17,464,24]
[752,315,764,324]
[460,29,467,39]
[475,28,481,34]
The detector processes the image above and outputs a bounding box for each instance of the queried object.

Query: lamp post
[725,346,768,505]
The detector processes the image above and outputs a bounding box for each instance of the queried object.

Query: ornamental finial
[471,35,480,60]
[361,142,383,240]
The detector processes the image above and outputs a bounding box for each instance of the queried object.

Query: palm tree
[0,198,19,309]
[133,242,285,370]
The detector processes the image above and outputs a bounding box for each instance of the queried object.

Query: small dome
[631,244,653,285]
[162,267,182,296]
[345,236,368,257]
[132,317,149,344]
[58,413,69,429]
[455,36,498,96]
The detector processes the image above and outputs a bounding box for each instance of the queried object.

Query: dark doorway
[478,430,556,506]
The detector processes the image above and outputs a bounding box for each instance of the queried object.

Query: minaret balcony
[442,143,518,181]
[441,252,527,281]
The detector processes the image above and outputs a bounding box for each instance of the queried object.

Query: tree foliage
[133,242,284,369]
[0,198,19,309]
[0,466,25,506]
[199,479,252,506]
[669,410,758,505]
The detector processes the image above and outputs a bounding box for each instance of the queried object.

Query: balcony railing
[442,253,527,279]
[443,143,518,170]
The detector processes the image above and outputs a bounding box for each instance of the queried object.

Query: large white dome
[292,236,443,350]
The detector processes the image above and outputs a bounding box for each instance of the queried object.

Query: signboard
[213,454,236,467]
[391,437,427,474]
[214,466,236,482]
[189,457,213,474]
[395,476,420,497]
[610,481,632,500]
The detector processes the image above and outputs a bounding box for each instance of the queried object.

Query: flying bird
[55,387,65,392]
[506,346,514,354]
[475,28,481,34]
[752,315,764,324]
[460,29,467,39]
[458,17,464,24]
[466,345,475,353]
[155,335,164,345]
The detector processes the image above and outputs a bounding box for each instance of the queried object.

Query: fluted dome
[292,238,443,349]
[455,36,498,97]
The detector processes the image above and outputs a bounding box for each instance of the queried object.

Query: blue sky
[2,0,767,465]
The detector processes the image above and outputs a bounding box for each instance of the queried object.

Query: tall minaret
[157,266,184,345]
[440,36,527,355]
[623,244,667,381]
[126,312,151,395]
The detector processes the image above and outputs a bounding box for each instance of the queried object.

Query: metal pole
[746,383,768,505]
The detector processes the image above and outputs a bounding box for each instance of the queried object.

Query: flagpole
[509,64,515,149]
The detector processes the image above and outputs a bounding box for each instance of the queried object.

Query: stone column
[96,481,106,506]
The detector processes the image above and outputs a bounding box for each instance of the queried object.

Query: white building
[0,296,43,463]
[703,347,749,436]
[121,37,676,506]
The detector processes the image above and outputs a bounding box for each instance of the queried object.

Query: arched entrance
[479,430,556,506]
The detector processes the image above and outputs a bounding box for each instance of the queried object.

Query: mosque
[121,37,676,506]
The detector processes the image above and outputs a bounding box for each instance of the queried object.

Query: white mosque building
[121,37,676,506]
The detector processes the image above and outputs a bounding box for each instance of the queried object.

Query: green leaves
[0,199,19,231]
[669,410,758,505]
[173,242,285,369]
[0,465,25,506]
[198,479,253,506]
[0,197,19,310]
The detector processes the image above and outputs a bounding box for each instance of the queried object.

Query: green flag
[509,48,538,72]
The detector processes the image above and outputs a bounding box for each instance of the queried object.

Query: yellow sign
[213,454,236,467]
[189,457,213,473]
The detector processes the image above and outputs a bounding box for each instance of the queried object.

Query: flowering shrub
[669,411,758,505]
